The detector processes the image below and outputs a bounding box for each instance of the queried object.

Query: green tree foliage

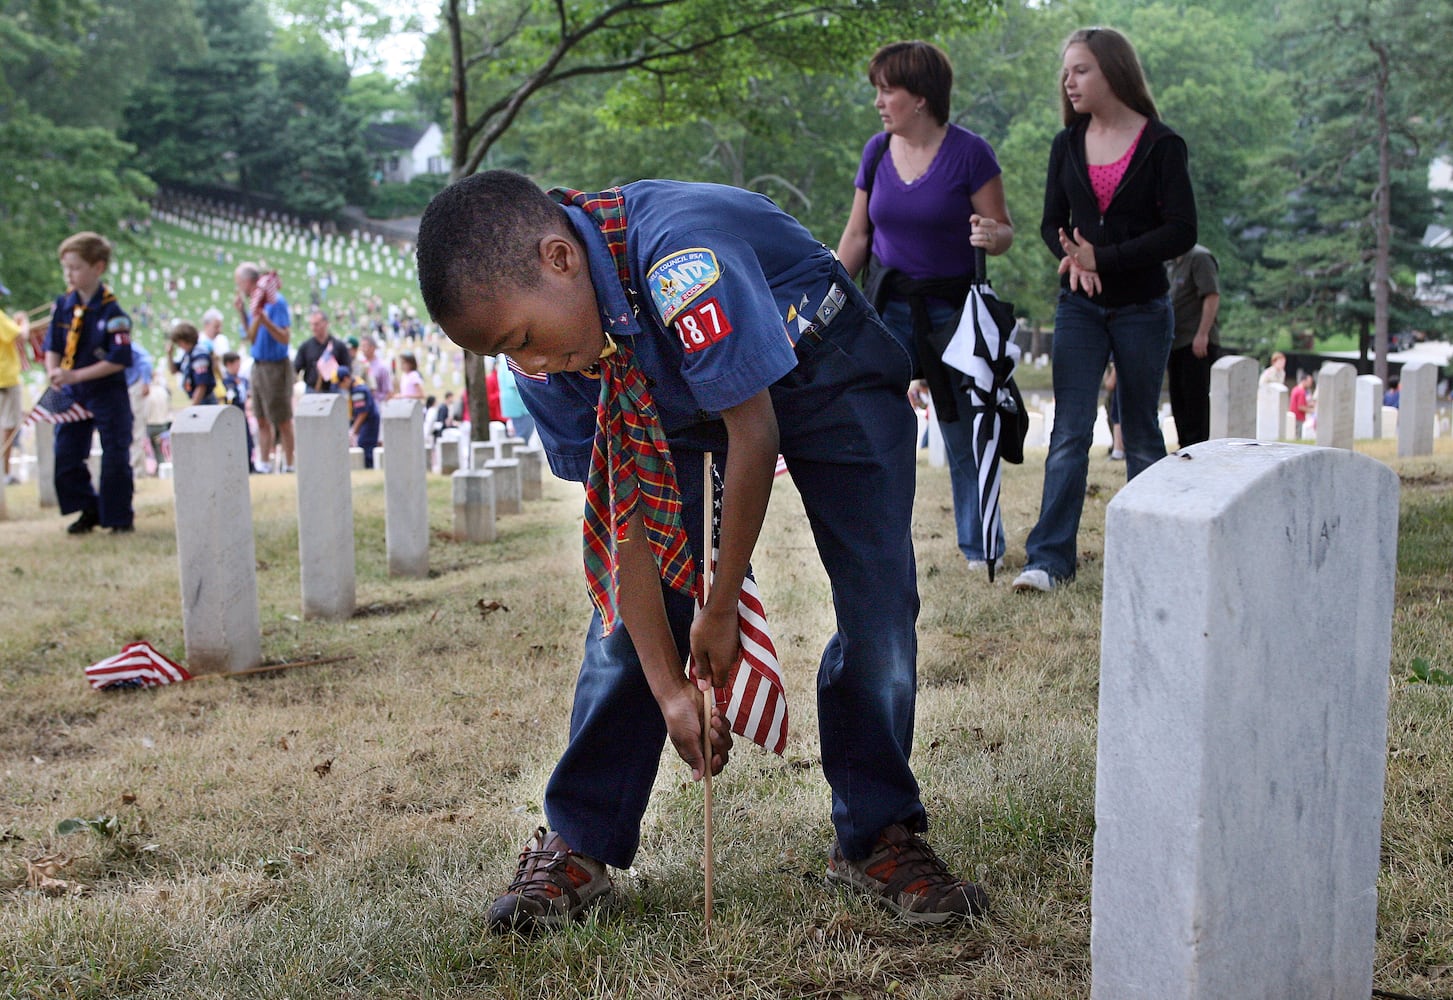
[6,0,204,132]
[0,0,155,306]
[1253,0,1452,371]
[122,0,368,217]
[425,0,995,179]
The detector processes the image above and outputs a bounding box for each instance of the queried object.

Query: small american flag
[25,387,93,425]
[706,466,789,755]
[249,270,281,315]
[85,641,192,691]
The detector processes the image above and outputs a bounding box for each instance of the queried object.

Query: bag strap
[861,134,891,242]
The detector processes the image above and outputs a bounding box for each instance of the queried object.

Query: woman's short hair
[1060,27,1159,126]
[868,41,953,126]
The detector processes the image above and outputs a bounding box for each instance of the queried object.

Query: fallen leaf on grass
[313,758,333,779]
[23,853,88,896]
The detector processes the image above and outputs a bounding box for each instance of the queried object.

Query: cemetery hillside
[1,435,1450,998]
[3,0,1453,998]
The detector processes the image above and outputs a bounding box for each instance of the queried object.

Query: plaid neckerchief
[550,186,697,636]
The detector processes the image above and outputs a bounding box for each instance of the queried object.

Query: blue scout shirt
[517,181,843,482]
[222,370,248,410]
[244,294,292,363]
[180,343,217,402]
[45,284,133,401]
[349,382,380,441]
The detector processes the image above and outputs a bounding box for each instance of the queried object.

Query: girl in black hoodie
[1013,26,1197,593]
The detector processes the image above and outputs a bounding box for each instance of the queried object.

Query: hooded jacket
[1040,117,1198,309]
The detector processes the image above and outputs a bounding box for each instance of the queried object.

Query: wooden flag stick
[701,451,715,938]
[203,654,354,680]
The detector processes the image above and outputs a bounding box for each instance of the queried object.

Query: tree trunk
[448,0,469,181]
[1370,40,1392,386]
[464,352,491,442]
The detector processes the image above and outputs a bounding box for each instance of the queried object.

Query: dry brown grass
[1,436,1450,999]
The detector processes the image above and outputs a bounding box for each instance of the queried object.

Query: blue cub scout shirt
[45,285,133,400]
[350,383,380,436]
[182,344,216,399]
[516,180,843,482]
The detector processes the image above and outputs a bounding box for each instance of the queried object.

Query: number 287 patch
[674,298,732,353]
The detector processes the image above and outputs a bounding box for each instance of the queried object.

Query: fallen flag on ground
[85,641,192,690]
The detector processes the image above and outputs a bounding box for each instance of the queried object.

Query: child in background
[43,231,134,534]
[221,351,256,473]
[339,367,379,468]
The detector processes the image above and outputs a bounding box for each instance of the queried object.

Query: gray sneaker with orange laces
[826,823,988,924]
[486,827,613,933]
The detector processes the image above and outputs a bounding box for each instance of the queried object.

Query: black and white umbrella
[938,248,1022,581]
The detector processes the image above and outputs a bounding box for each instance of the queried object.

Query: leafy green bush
[366,174,449,219]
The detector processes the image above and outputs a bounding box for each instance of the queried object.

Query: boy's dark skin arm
[692,388,778,688]
[614,388,777,781]
[616,506,734,782]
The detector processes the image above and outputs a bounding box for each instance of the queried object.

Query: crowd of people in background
[0,225,536,534]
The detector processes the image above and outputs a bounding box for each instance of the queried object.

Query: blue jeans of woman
[880,297,1005,563]
[1024,291,1173,581]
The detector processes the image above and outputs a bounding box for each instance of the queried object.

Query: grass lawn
[2,435,1450,999]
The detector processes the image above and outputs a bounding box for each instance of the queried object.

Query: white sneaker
[1012,569,1054,593]
[1110,449,1126,461]
[255,462,272,474]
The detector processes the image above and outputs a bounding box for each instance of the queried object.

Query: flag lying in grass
[706,465,789,755]
[25,387,93,426]
[85,642,192,691]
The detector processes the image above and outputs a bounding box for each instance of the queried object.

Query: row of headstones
[166,398,547,674]
[1012,357,1441,456]
[1213,356,1439,456]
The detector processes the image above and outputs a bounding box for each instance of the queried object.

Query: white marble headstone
[1093,440,1396,1000]
[169,406,262,674]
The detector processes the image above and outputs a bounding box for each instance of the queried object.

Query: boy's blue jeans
[1024,290,1173,581]
[545,278,927,866]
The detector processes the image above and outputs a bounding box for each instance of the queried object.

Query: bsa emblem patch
[106,315,132,347]
[648,248,721,323]
[674,298,732,353]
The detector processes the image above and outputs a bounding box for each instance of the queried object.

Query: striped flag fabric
[85,642,192,691]
[25,387,93,426]
[706,466,789,755]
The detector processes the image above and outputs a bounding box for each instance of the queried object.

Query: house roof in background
[365,122,434,154]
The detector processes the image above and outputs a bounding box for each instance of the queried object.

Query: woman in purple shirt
[837,40,1015,575]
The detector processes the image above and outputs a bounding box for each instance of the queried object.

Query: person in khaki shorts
[234,262,294,472]
[0,305,28,484]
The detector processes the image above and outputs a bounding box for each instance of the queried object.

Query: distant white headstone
[382,399,428,578]
[451,469,496,542]
[1209,355,1257,440]
[1353,375,1383,440]
[34,424,57,507]
[1093,440,1396,1000]
[170,406,262,674]
[1315,361,1355,449]
[517,446,544,501]
[485,458,522,515]
[1256,383,1287,441]
[1381,406,1399,439]
[1397,361,1436,457]
[294,394,356,620]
